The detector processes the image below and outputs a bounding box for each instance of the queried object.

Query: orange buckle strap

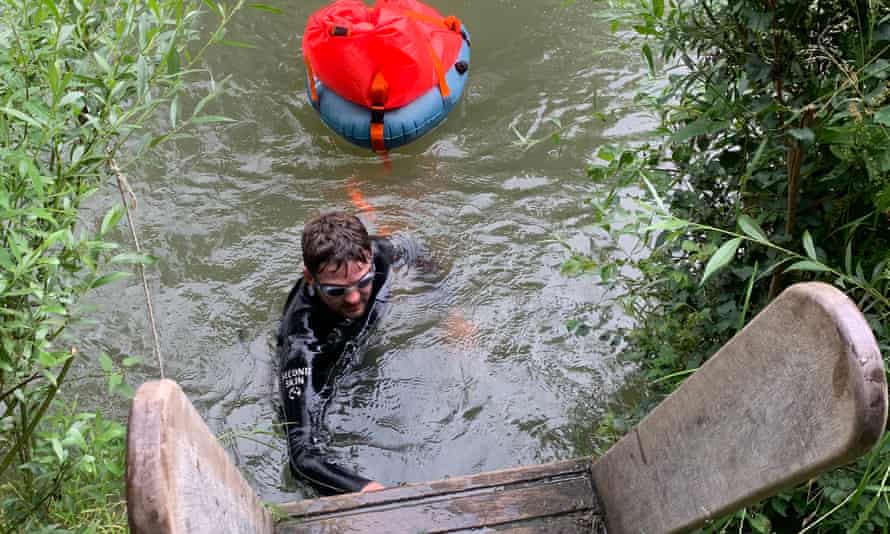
[370,121,385,153]
[328,24,350,36]
[369,72,389,153]
[443,15,462,32]
[427,43,451,99]
[402,10,462,33]
[304,57,318,105]
[399,10,454,98]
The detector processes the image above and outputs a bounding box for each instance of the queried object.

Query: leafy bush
[578,0,890,531]
[0,0,243,529]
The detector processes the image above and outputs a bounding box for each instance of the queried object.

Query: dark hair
[301,211,371,275]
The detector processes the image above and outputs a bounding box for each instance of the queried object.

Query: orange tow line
[347,181,393,236]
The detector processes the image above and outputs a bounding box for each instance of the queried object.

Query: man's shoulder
[282,278,310,313]
[372,233,420,269]
[279,279,316,336]
[371,236,395,263]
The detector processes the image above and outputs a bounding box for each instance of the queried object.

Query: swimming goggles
[314,266,375,297]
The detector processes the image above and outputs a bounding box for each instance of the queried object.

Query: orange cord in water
[347,183,374,214]
[346,182,393,236]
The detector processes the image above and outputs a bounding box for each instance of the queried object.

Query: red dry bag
[302,0,464,110]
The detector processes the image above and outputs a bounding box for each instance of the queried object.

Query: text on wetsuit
[283,367,311,399]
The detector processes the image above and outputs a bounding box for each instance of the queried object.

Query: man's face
[307,259,374,320]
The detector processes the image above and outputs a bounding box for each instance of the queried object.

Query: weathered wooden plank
[447,511,605,533]
[591,282,888,534]
[126,379,274,534]
[277,457,592,518]
[276,458,597,533]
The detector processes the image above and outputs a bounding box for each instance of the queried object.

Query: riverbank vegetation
[0,0,243,530]
[579,0,890,531]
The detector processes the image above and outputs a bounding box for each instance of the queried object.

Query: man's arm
[376,232,438,273]
[279,337,380,494]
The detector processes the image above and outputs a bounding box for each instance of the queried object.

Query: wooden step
[275,458,602,533]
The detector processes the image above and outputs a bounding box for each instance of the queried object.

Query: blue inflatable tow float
[302,0,470,152]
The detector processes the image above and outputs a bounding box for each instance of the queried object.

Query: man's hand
[444,310,479,343]
[360,481,385,492]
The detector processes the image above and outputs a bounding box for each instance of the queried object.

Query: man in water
[277,211,414,494]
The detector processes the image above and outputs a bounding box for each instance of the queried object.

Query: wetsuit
[276,235,414,494]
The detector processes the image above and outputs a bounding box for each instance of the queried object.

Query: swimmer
[276,211,419,494]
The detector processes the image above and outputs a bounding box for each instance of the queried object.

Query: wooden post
[591,282,888,534]
[126,379,274,534]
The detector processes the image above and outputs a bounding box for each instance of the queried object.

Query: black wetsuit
[276,235,414,494]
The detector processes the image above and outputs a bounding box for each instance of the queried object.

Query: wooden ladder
[125,283,888,533]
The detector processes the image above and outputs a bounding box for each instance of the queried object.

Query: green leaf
[47,61,60,103]
[149,133,169,148]
[788,128,815,143]
[802,231,817,260]
[137,55,148,97]
[108,373,123,394]
[41,229,69,250]
[100,423,125,442]
[99,353,114,373]
[41,304,67,316]
[248,3,283,14]
[58,91,84,108]
[191,92,217,118]
[101,205,124,236]
[147,0,160,18]
[51,438,66,463]
[117,382,136,398]
[738,215,768,242]
[672,118,726,142]
[90,271,132,288]
[642,43,655,75]
[64,425,88,450]
[110,253,156,265]
[40,368,58,387]
[748,512,770,533]
[864,59,890,79]
[93,52,112,75]
[700,237,742,285]
[1,107,46,128]
[106,457,125,476]
[190,115,235,124]
[37,350,63,368]
[42,0,61,21]
[653,0,664,18]
[785,260,831,273]
[170,95,179,128]
[645,217,689,232]
[633,24,655,36]
[165,44,180,76]
[77,455,96,475]
[220,39,257,49]
[121,356,141,367]
[874,106,890,126]
[641,174,667,213]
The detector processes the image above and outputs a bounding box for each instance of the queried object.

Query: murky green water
[81,0,654,502]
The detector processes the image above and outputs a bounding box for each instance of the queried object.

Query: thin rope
[110,159,165,379]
